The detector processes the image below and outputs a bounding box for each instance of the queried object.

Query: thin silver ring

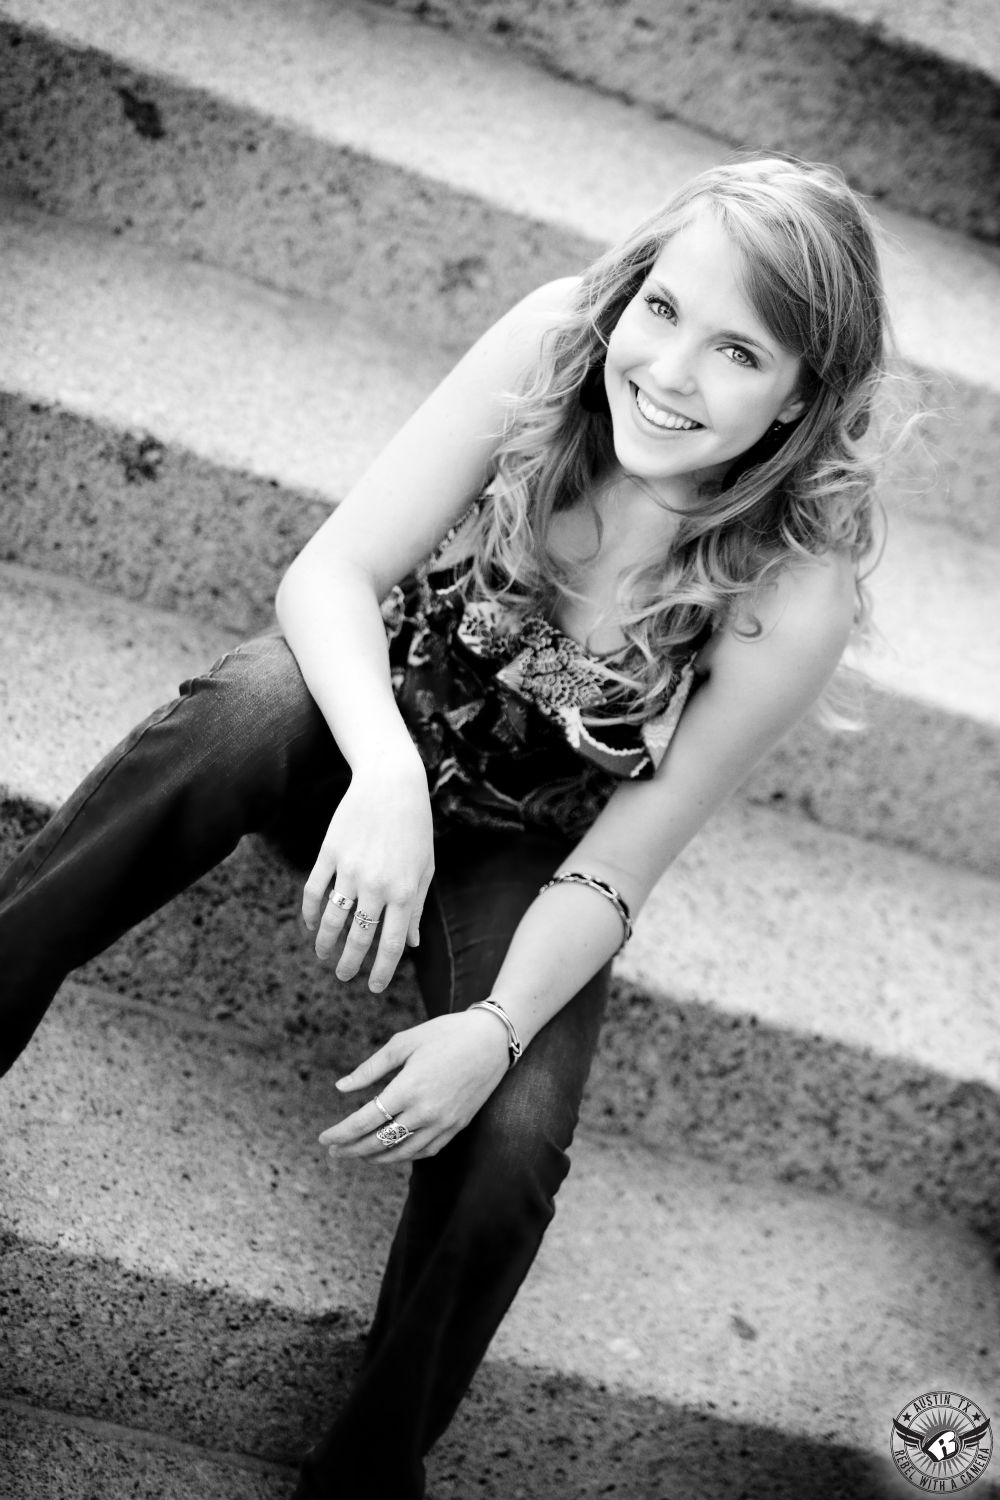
[376,1120,412,1147]
[328,892,355,911]
[373,1094,394,1126]
[353,908,378,929]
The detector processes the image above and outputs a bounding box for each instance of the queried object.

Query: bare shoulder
[706,550,857,689]
[435,275,582,401]
[515,275,583,319]
[490,276,582,360]
[754,550,856,644]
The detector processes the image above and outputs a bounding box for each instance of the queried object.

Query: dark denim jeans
[0,633,610,1498]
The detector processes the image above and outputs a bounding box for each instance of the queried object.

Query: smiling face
[602,207,807,504]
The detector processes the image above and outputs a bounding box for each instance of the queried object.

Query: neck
[590,469,689,546]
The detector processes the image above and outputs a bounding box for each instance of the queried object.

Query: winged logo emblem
[893,1414,992,1463]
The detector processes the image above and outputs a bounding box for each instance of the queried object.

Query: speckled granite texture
[0,1394,912,1500]
[0,17,593,361]
[370,0,1000,242]
[2,990,997,1492]
[0,1404,295,1500]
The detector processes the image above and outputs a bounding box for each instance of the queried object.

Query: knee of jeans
[186,634,317,729]
[460,1096,574,1236]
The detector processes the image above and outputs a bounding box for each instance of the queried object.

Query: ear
[776,393,808,425]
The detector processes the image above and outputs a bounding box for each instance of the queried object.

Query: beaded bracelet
[538,871,633,954]
[468,998,523,1068]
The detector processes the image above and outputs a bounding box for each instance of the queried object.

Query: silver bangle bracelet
[468,998,523,1068]
[538,871,633,954]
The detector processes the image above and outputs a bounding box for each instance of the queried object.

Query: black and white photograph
[0,2,997,1496]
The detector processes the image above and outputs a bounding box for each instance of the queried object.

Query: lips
[632,383,702,432]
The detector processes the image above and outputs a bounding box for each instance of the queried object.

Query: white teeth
[634,387,700,431]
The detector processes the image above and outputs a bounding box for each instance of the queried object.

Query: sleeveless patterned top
[381,509,701,840]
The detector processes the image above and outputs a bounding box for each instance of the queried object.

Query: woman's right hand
[301,747,435,993]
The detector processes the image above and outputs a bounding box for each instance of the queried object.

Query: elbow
[274,535,333,621]
[275,544,324,629]
[274,556,299,628]
[274,541,382,631]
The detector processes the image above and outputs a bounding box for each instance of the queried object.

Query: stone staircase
[1,2,998,1496]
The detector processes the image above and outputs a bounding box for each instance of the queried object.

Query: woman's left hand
[319,1011,512,1164]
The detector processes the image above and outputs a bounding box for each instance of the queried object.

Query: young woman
[0,156,888,1497]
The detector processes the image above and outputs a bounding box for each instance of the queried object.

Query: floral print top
[380,517,700,841]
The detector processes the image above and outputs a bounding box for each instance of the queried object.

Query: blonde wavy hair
[442,156,891,717]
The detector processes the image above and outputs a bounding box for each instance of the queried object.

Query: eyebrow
[646,279,775,359]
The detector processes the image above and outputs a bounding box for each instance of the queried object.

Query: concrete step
[1,1,999,545]
[0,1400,293,1500]
[2,566,998,1242]
[2,200,998,876]
[2,984,997,1499]
[367,0,1000,246]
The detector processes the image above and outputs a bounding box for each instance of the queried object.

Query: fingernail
[335,1077,351,1090]
[369,980,384,994]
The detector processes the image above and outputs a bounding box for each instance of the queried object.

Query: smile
[632,384,702,431]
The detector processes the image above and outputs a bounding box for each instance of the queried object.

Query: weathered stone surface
[2,988,996,1492]
[0,3,998,373]
[0,1403,295,1500]
[368,0,1000,242]
[0,15,593,358]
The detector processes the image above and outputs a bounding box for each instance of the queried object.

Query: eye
[722,344,759,370]
[643,293,677,322]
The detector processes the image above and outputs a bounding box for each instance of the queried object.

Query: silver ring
[373,1094,394,1126]
[353,908,378,930]
[328,892,355,911]
[376,1120,412,1147]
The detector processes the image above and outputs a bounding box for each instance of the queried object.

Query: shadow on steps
[0,1239,897,1500]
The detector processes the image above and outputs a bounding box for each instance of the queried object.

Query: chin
[611,437,732,491]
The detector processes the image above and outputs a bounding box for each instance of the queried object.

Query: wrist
[464,1008,515,1072]
[350,737,425,782]
[467,998,523,1069]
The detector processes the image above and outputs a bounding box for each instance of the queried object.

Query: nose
[647,339,697,396]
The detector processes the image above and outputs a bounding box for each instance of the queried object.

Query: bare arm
[275,278,579,987]
[325,552,856,1161]
[485,553,857,1045]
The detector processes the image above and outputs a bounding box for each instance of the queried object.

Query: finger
[301,851,338,932]
[368,907,412,993]
[369,1127,439,1164]
[313,886,357,961]
[368,1120,459,1164]
[332,1117,424,1160]
[406,874,431,949]
[319,1092,399,1149]
[325,1033,410,1113]
[320,1076,418,1154]
[334,897,383,981]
